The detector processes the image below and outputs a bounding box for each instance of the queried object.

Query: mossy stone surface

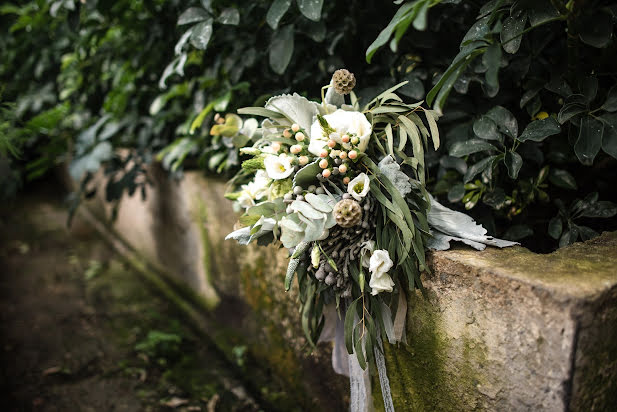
[377,232,617,411]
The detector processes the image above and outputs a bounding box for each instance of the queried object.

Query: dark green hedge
[1,0,616,250]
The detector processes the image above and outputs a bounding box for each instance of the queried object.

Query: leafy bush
[2,0,615,251]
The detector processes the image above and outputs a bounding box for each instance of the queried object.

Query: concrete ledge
[81,164,617,411]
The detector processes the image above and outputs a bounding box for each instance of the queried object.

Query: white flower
[237,171,271,209]
[264,155,294,180]
[308,109,372,156]
[368,250,395,295]
[347,173,370,201]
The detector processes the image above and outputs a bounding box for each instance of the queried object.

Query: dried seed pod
[333,198,363,228]
[325,273,336,286]
[332,69,356,95]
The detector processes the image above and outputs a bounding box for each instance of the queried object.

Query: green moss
[373,290,489,411]
[239,255,308,411]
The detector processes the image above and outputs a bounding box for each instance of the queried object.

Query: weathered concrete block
[375,234,617,411]
[83,165,617,411]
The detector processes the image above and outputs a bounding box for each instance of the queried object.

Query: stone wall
[82,165,617,411]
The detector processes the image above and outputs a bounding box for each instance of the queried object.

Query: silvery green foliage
[280,194,337,248]
[264,93,319,131]
[427,195,518,251]
[378,155,412,196]
[225,217,276,245]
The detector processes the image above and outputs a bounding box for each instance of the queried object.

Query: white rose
[308,109,372,156]
[368,249,395,295]
[347,173,370,201]
[264,155,294,180]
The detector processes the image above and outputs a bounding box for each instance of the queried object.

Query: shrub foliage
[1,0,616,250]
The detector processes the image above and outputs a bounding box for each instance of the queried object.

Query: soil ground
[0,181,259,412]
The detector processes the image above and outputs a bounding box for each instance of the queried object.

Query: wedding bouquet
[226,69,515,410]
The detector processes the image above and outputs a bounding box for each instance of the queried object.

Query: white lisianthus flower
[347,173,370,201]
[360,240,375,268]
[237,170,271,209]
[264,155,294,180]
[368,250,395,295]
[308,109,372,156]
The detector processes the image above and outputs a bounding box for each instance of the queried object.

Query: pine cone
[333,198,362,227]
[332,69,356,95]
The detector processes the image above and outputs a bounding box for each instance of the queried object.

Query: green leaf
[425,110,440,150]
[518,117,561,142]
[345,298,360,354]
[269,25,294,74]
[383,123,393,156]
[502,224,533,241]
[574,116,603,165]
[558,94,588,124]
[297,0,324,21]
[501,14,527,54]
[292,161,320,188]
[267,0,291,30]
[189,18,213,50]
[579,201,617,219]
[464,155,499,183]
[447,184,466,203]
[473,116,500,140]
[579,76,598,103]
[600,113,617,160]
[178,7,209,25]
[354,326,367,370]
[449,139,496,157]
[366,2,415,63]
[601,85,617,112]
[483,43,501,96]
[486,106,518,138]
[548,216,563,240]
[549,169,577,190]
[577,10,613,48]
[504,151,523,179]
[412,0,430,31]
[217,8,239,25]
[285,258,300,291]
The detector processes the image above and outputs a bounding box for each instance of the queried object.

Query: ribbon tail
[375,337,395,412]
